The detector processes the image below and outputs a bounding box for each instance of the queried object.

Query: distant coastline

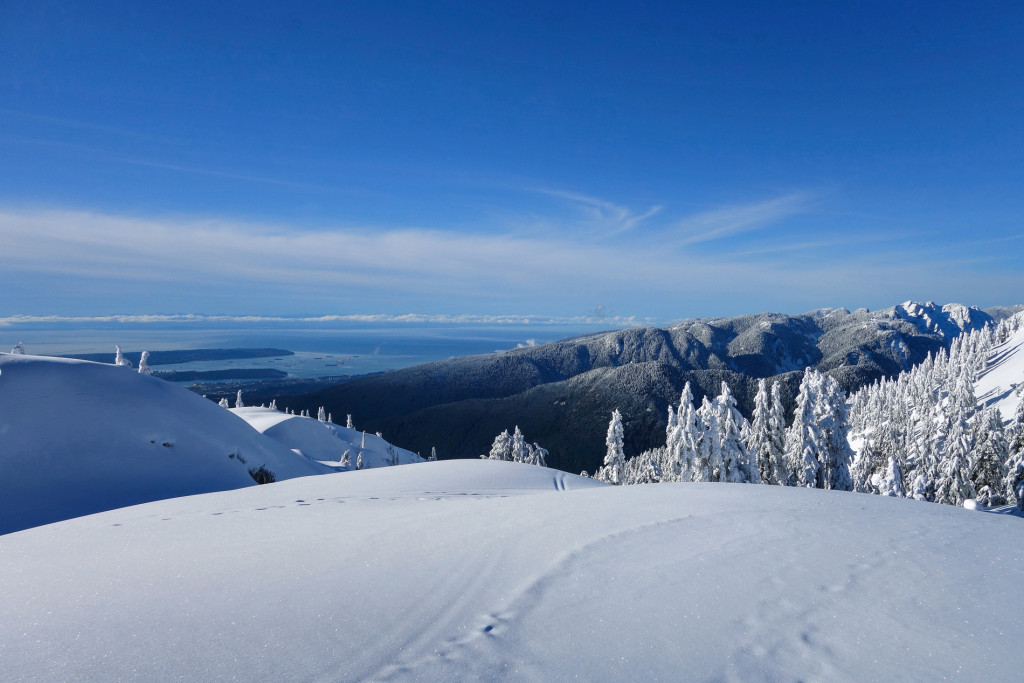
[55,348,294,366]
[154,368,288,381]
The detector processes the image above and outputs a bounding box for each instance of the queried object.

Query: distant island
[56,348,294,366]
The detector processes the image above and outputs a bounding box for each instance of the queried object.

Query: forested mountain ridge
[294,302,1013,473]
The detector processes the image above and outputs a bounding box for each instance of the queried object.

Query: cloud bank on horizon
[1,2,1022,319]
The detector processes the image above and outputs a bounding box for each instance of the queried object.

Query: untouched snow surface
[232,406,423,468]
[0,354,331,535]
[976,321,1024,422]
[2,459,1021,681]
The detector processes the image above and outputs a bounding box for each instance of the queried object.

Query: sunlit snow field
[2,460,1021,681]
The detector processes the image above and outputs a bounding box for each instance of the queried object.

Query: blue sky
[1,1,1022,322]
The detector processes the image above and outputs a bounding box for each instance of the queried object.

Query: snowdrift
[0,354,332,534]
[232,406,423,468]
[1,459,1020,681]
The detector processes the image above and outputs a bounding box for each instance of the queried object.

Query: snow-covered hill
[0,354,332,535]
[231,406,423,468]
[976,317,1024,422]
[1,459,1020,680]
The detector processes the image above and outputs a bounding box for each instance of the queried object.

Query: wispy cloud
[674,192,815,246]
[1,203,1018,319]
[532,188,663,236]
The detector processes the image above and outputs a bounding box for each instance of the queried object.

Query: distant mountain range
[291,302,1023,474]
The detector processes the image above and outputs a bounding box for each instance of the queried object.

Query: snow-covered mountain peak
[887,300,989,339]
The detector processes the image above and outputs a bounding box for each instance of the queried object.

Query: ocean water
[2,322,614,381]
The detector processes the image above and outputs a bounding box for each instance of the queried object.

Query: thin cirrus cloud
[673,192,816,246]
[1,200,1017,317]
[530,188,664,237]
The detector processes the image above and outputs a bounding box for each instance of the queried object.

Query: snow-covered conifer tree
[970,408,1009,503]
[510,426,528,463]
[485,429,512,460]
[600,409,626,485]
[879,455,904,497]
[691,397,716,482]
[269,399,277,411]
[935,417,976,506]
[346,414,354,429]
[317,406,327,422]
[137,350,152,375]
[114,345,132,368]
[664,382,699,482]
[529,443,548,467]
[340,449,351,467]
[817,373,854,491]
[714,382,758,483]
[235,390,244,409]
[11,341,25,354]
[430,447,437,462]
[746,379,787,484]
[218,397,230,408]
[786,370,821,487]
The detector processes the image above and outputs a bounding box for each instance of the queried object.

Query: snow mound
[976,319,1024,422]
[0,465,1019,680]
[0,354,332,535]
[231,406,423,468]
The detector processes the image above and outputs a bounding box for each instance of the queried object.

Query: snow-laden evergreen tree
[235,390,244,409]
[317,406,327,422]
[851,436,884,493]
[430,447,437,462]
[114,345,132,368]
[11,341,25,354]
[1003,399,1024,508]
[909,471,930,501]
[137,350,152,375]
[527,442,548,467]
[879,455,904,497]
[269,399,277,411]
[356,450,364,470]
[625,449,662,484]
[484,429,512,460]
[934,417,977,506]
[784,369,853,490]
[745,379,786,484]
[599,409,626,485]
[816,373,854,491]
[218,397,230,408]
[691,397,717,482]
[714,382,759,483]
[663,383,699,482]
[340,449,351,467]
[510,426,528,463]
[346,414,354,429]
[970,408,1009,504]
[786,370,821,487]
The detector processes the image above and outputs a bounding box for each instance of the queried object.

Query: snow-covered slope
[976,318,1024,422]
[231,406,423,468]
[0,354,332,535]
[1,459,1020,681]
